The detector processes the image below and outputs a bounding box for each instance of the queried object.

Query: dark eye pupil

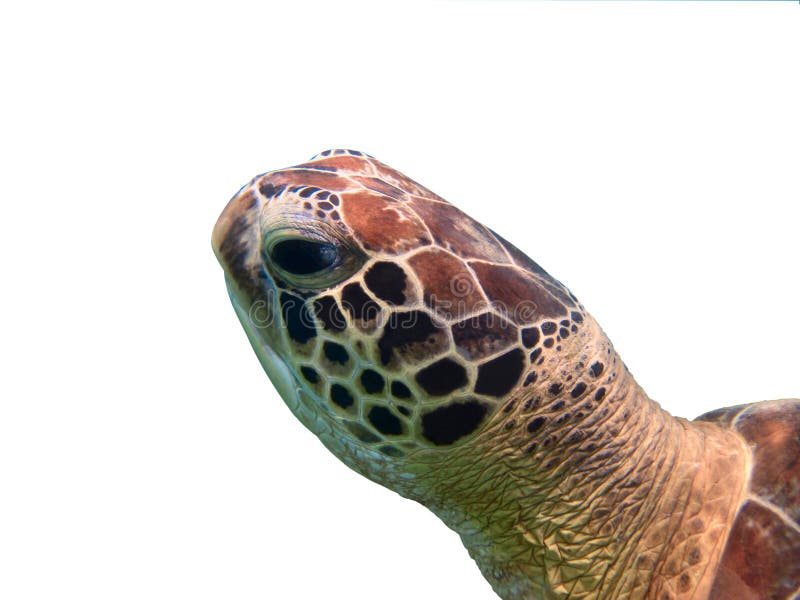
[270,238,338,275]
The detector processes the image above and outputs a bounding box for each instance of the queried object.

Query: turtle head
[213,150,590,490]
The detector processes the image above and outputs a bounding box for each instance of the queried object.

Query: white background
[1,2,799,599]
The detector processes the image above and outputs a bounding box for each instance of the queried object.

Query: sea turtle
[211,150,800,600]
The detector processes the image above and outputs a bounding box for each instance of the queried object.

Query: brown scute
[377,310,449,366]
[490,229,552,278]
[408,248,486,318]
[299,154,376,174]
[708,499,800,600]
[469,260,568,324]
[369,160,447,201]
[340,190,431,253]
[734,400,800,526]
[353,176,408,201]
[695,404,749,428]
[261,169,351,192]
[452,312,517,360]
[408,197,510,263]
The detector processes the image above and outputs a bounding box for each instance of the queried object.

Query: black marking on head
[452,312,517,361]
[364,261,407,305]
[571,311,583,324]
[590,361,605,377]
[367,406,404,435]
[474,348,525,397]
[559,327,569,338]
[523,372,538,386]
[323,341,349,365]
[312,296,347,332]
[595,387,607,402]
[421,400,488,445]
[360,369,385,394]
[378,310,443,365]
[543,338,555,349]
[570,382,587,398]
[391,381,413,400]
[551,400,565,410]
[298,187,321,198]
[379,445,405,457]
[346,421,381,443]
[529,348,542,362]
[548,383,563,396]
[300,366,320,384]
[329,194,340,206]
[415,358,468,396]
[259,182,286,198]
[317,201,334,211]
[341,283,381,322]
[521,327,540,348]
[397,406,411,417]
[280,292,318,344]
[541,322,557,335]
[527,416,546,433]
[330,384,354,409]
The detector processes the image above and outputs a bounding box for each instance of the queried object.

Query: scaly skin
[398,315,750,600]
[212,150,764,599]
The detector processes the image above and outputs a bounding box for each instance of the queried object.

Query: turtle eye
[270,238,338,275]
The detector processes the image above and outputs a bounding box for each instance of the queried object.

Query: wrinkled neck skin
[390,317,749,600]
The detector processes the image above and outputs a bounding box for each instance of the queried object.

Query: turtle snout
[212,187,263,300]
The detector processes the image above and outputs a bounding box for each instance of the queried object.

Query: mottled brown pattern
[469,260,568,323]
[340,190,431,253]
[301,155,377,174]
[452,312,518,360]
[407,248,486,318]
[352,176,408,201]
[262,169,351,192]
[491,229,552,277]
[408,196,510,263]
[369,160,447,201]
[211,189,262,300]
[736,401,800,526]
[708,500,800,600]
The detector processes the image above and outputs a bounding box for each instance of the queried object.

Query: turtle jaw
[224,278,334,439]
